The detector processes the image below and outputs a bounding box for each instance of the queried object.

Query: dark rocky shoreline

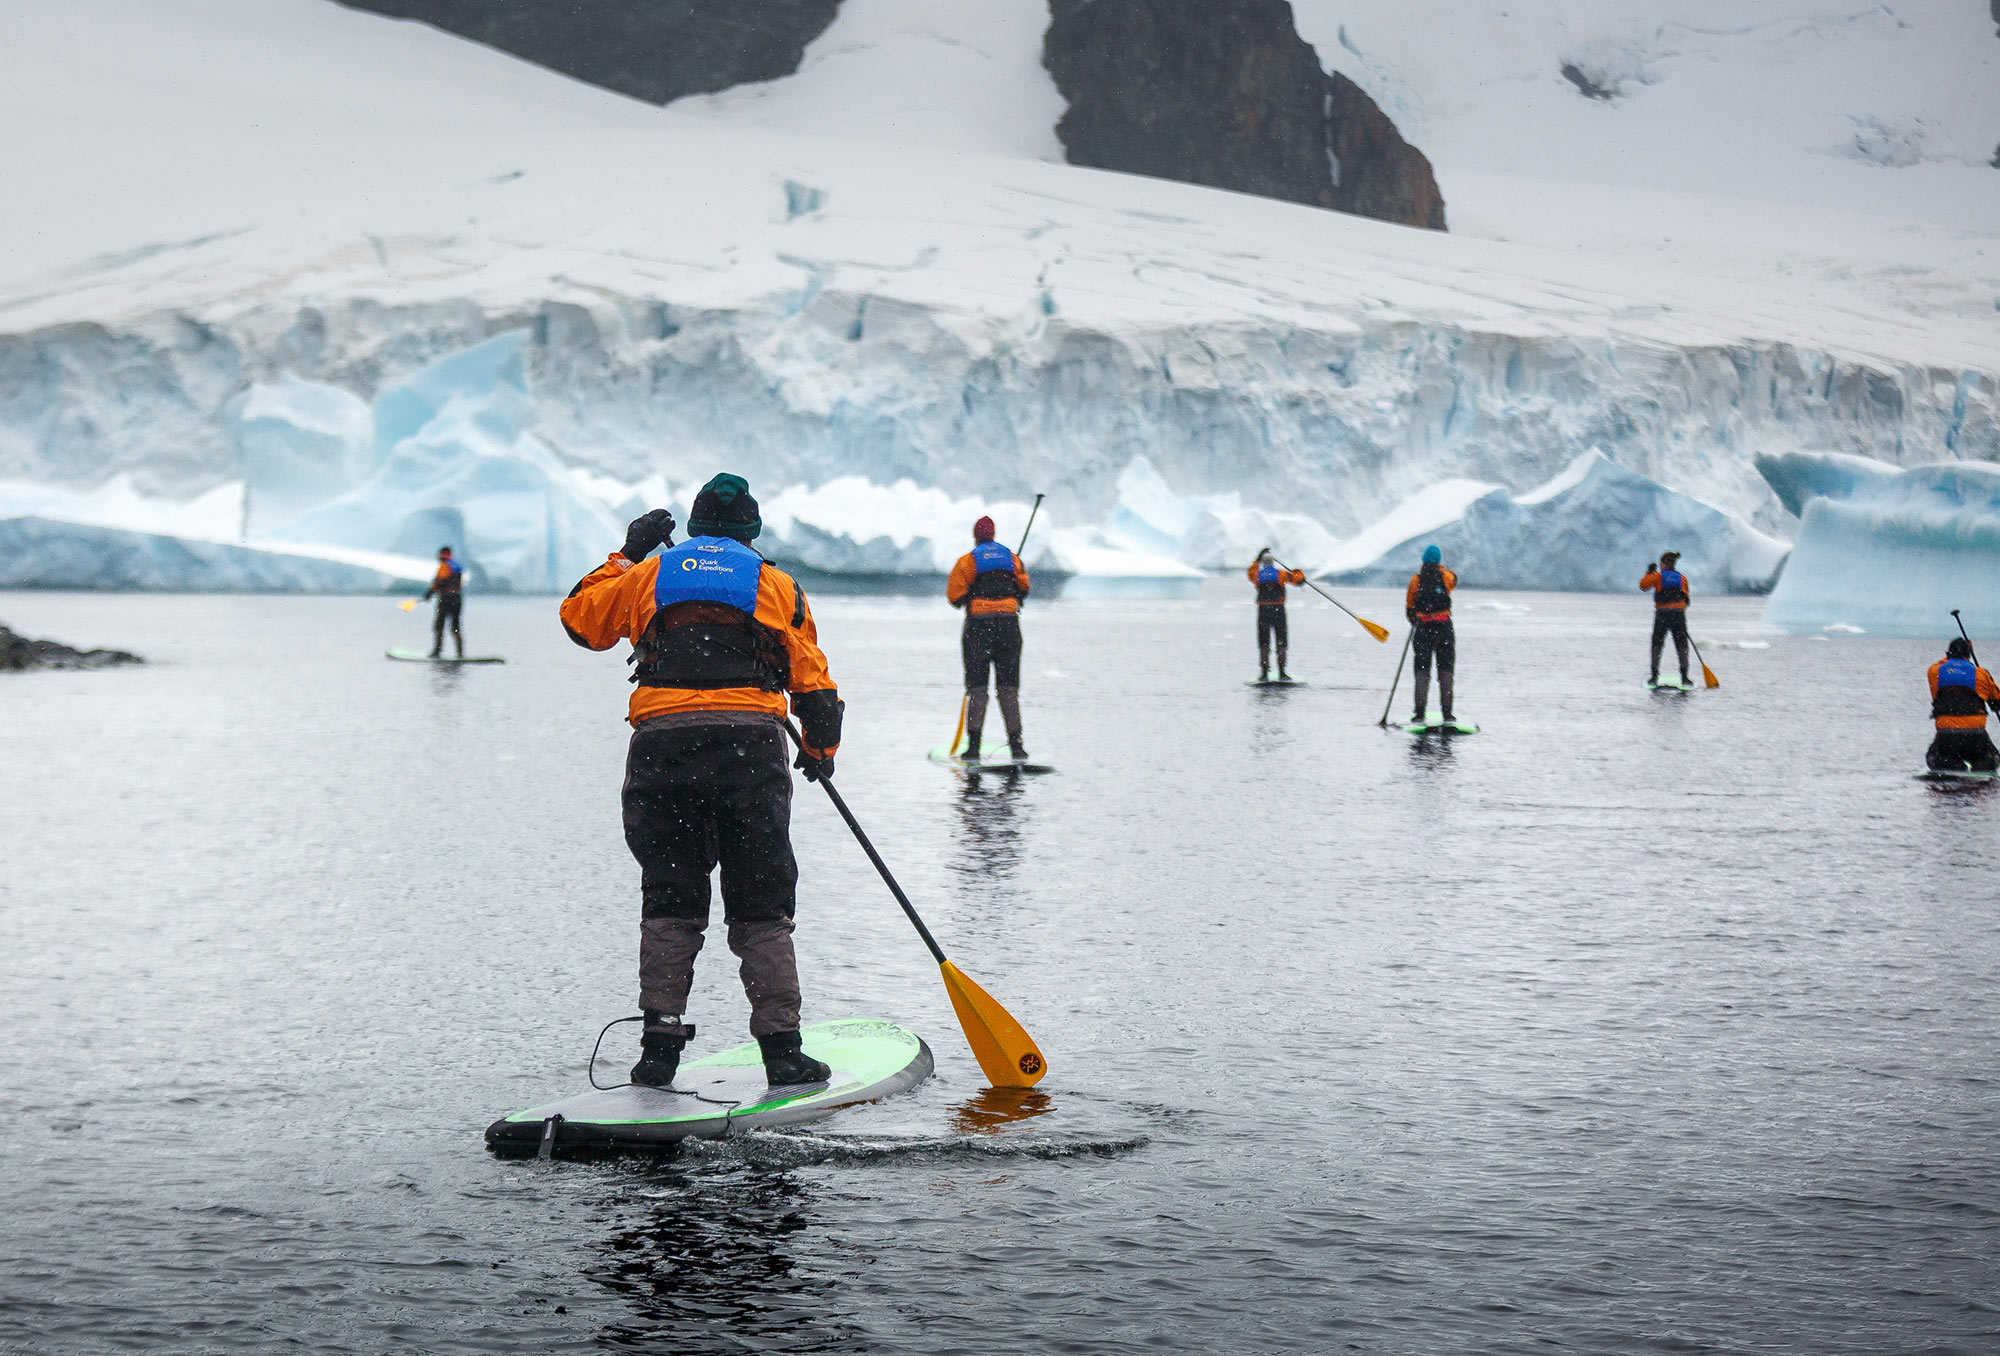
[1,623,143,672]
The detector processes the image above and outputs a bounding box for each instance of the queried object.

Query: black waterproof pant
[1412,620,1455,718]
[1927,728,2000,771]
[1650,609,1690,681]
[1257,606,1289,673]
[622,716,802,1035]
[962,613,1023,690]
[431,595,462,657]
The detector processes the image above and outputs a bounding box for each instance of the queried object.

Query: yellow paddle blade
[1702,662,1720,689]
[398,599,418,612]
[940,959,1046,1088]
[1358,616,1390,643]
[949,693,967,757]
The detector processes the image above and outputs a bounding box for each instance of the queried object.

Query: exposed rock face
[334,0,840,106]
[0,623,142,671]
[1044,0,1445,230]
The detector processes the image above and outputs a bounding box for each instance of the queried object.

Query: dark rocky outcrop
[1043,0,1445,230]
[0,623,142,671]
[334,0,840,106]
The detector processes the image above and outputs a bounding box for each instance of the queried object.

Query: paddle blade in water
[1702,662,1720,689]
[398,599,418,612]
[949,693,967,758]
[940,959,1046,1088]
[1358,616,1389,643]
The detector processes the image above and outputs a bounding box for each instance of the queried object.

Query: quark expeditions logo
[1018,1051,1043,1076]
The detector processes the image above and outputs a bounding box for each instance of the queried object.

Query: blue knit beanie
[1422,544,1442,565]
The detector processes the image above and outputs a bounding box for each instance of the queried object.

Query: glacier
[0,0,1995,595]
[1760,452,2000,637]
[1324,451,1790,592]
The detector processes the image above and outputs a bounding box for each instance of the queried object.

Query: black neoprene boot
[630,1019,692,1088]
[758,1030,831,1086]
[962,728,983,761]
[1009,737,1029,760]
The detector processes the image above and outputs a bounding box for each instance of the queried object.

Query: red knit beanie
[973,516,996,542]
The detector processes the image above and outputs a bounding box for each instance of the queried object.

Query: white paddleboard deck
[387,648,505,665]
[1245,676,1306,688]
[486,1018,933,1154]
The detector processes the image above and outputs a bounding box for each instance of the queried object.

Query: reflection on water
[950,774,1028,884]
[587,1165,861,1353]
[949,1087,1057,1136]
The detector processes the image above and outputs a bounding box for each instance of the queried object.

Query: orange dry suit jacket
[1248,561,1305,604]
[559,545,842,757]
[1638,568,1690,610]
[1405,567,1457,623]
[1928,658,2000,731]
[947,546,1032,616]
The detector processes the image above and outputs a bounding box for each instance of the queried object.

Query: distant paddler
[947,515,1032,762]
[425,546,464,659]
[1405,545,1457,725]
[1247,548,1305,682]
[1639,551,1692,687]
[1927,636,2000,773]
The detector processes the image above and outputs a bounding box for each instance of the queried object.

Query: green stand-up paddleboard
[1913,768,2000,784]
[1647,676,1692,691]
[388,649,505,665]
[1245,675,1306,688]
[928,739,1055,774]
[486,1018,933,1155]
[1399,711,1478,735]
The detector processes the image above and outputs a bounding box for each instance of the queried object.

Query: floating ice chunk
[235,376,371,537]
[1317,478,1502,575]
[1102,457,1342,572]
[1325,452,1787,592]
[760,476,1042,575]
[1761,457,2000,635]
[0,516,428,591]
[1822,622,1867,634]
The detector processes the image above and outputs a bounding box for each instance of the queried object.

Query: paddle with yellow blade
[1274,558,1390,642]
[398,599,420,612]
[785,719,1046,1088]
[948,492,1045,756]
[1688,637,1720,689]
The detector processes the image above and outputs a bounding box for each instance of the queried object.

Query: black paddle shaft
[782,720,950,966]
[1379,627,1414,726]
[1952,610,1981,667]
[1017,494,1045,555]
[1274,557,1365,625]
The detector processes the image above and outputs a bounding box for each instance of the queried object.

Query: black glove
[794,748,834,782]
[622,509,676,562]
[1647,561,1658,574]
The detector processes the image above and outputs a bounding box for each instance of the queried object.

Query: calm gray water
[3,583,1996,1355]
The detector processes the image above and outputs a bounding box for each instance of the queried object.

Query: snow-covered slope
[1,0,1995,591]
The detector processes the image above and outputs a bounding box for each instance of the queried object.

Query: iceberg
[0,516,428,591]
[1760,453,2000,636]
[1324,451,1790,592]
[273,332,623,593]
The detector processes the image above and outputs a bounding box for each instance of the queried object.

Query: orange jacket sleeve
[946,554,974,608]
[1013,552,1031,600]
[560,553,656,649]
[1639,570,1661,592]
[1283,569,1305,586]
[754,568,841,755]
[1984,668,2000,703]
[1246,561,1261,583]
[1406,575,1419,609]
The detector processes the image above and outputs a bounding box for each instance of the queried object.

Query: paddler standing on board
[1247,548,1305,681]
[425,546,464,659]
[1927,637,2000,772]
[947,515,1032,762]
[1639,551,1692,686]
[559,474,845,1089]
[1405,545,1456,725]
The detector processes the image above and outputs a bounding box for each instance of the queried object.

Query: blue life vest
[635,535,786,691]
[968,540,1022,602]
[1255,561,1286,605]
[1934,657,1986,721]
[1654,569,1687,607]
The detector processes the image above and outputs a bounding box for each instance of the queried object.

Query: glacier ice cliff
[1760,452,2000,636]
[1326,451,1790,592]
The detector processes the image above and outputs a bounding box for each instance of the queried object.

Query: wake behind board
[928,739,1055,774]
[387,648,505,664]
[1912,768,1999,784]
[486,1018,933,1155]
[1647,676,1693,691]
[1398,712,1478,735]
[1245,675,1306,688]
